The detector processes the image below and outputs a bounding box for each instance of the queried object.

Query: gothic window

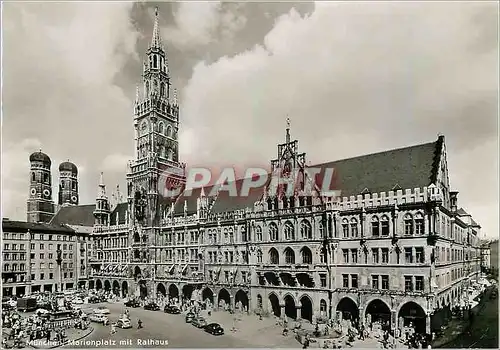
[284,248,295,264]
[269,248,279,264]
[318,221,324,238]
[140,120,149,135]
[415,213,425,235]
[404,214,414,235]
[381,215,390,236]
[342,219,349,238]
[153,55,158,68]
[284,221,295,240]
[257,250,263,263]
[371,216,380,237]
[350,218,359,237]
[300,220,312,239]
[160,82,166,97]
[166,125,172,138]
[31,172,35,181]
[255,225,262,241]
[301,247,312,264]
[268,223,278,241]
[158,122,164,134]
[145,81,150,96]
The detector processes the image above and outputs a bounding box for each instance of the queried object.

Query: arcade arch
[157,283,166,297]
[336,297,359,322]
[202,287,214,304]
[365,299,391,327]
[269,293,281,317]
[235,290,249,311]
[398,301,426,334]
[300,295,313,322]
[169,284,179,299]
[218,288,231,308]
[104,280,111,291]
[121,281,128,297]
[284,294,297,320]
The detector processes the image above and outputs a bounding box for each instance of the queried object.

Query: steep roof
[50,204,95,227]
[109,202,128,225]
[2,219,75,234]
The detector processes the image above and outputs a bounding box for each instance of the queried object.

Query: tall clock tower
[27,151,55,223]
[127,7,186,298]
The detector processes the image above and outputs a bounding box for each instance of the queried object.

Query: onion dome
[59,161,78,174]
[29,151,51,165]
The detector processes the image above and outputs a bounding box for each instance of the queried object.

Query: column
[426,314,431,334]
[297,305,302,320]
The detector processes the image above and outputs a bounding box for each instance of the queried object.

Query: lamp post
[56,244,63,292]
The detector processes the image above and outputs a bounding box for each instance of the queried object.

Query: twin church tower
[27,7,183,226]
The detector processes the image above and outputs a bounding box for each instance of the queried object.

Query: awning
[121,265,128,273]
[112,265,119,272]
[168,265,175,274]
[182,265,188,273]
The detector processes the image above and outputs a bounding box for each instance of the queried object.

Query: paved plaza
[64,302,301,348]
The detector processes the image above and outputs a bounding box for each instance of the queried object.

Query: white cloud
[181,2,498,238]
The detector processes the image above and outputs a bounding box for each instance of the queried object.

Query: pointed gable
[50,204,95,227]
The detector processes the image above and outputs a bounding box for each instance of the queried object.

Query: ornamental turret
[93,172,110,226]
[27,150,55,223]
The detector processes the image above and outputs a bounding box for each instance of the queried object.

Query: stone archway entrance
[168,284,179,299]
[138,280,148,299]
[235,290,249,311]
[104,280,111,291]
[96,280,102,290]
[399,301,426,334]
[121,281,128,298]
[182,285,194,300]
[157,283,166,297]
[336,297,359,322]
[300,295,313,322]
[284,295,297,320]
[269,293,281,317]
[365,299,391,328]
[218,288,231,308]
[202,287,214,304]
[112,281,120,296]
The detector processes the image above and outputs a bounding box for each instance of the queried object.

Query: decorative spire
[135,85,140,103]
[173,88,178,106]
[286,116,291,143]
[150,7,162,50]
[98,172,107,198]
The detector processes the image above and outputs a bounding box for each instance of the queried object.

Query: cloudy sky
[2,2,498,238]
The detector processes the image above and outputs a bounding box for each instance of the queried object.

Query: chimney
[450,191,458,212]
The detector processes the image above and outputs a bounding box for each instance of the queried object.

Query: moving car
[116,318,132,329]
[89,313,109,325]
[185,312,195,323]
[144,302,160,311]
[164,305,181,314]
[124,299,141,308]
[192,317,208,328]
[204,323,224,336]
[93,306,110,314]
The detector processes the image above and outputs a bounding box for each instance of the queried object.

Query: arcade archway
[202,287,214,304]
[134,266,142,279]
[183,285,194,299]
[300,295,313,322]
[112,281,120,295]
[399,302,426,334]
[269,293,281,317]
[157,283,166,297]
[218,288,231,308]
[284,294,297,320]
[169,284,179,299]
[121,281,128,297]
[89,280,95,290]
[104,280,111,291]
[235,290,249,311]
[336,297,359,321]
[96,280,102,290]
[365,299,391,328]
[138,280,148,299]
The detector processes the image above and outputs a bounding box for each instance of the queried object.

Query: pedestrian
[110,324,116,334]
[138,319,143,329]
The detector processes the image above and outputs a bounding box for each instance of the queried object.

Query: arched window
[257,250,263,263]
[350,218,358,237]
[166,125,172,138]
[320,299,327,315]
[158,122,164,134]
[31,172,35,181]
[371,216,380,237]
[5,264,9,271]
[404,214,413,235]
[145,81,150,96]
[415,213,425,235]
[255,226,262,241]
[160,82,166,97]
[153,55,158,68]
[284,248,295,264]
[269,248,279,265]
[342,219,349,238]
[12,264,17,271]
[167,148,173,160]
[269,223,278,241]
[257,294,263,308]
[301,247,312,264]
[381,215,390,236]
[318,221,324,238]
[284,221,295,240]
[300,220,312,239]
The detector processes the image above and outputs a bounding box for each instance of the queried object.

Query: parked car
[116,318,132,329]
[164,305,181,314]
[71,297,84,305]
[144,302,160,311]
[93,306,110,315]
[89,313,109,325]
[204,323,224,336]
[185,312,195,323]
[124,299,141,308]
[192,317,208,328]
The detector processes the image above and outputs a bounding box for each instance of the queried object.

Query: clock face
[71,195,78,203]
[31,188,36,196]
[43,189,51,198]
